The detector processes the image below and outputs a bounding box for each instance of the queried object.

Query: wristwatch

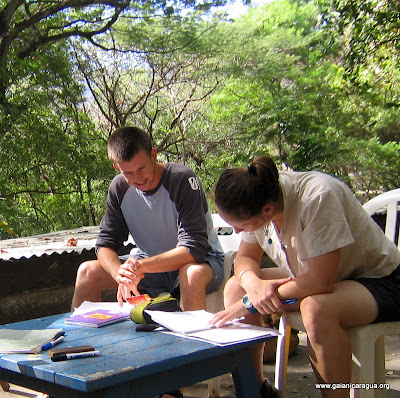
[242,294,258,314]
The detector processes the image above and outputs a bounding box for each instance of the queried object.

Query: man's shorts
[119,251,224,299]
[355,264,400,323]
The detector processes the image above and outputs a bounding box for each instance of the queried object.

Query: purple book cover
[65,309,129,327]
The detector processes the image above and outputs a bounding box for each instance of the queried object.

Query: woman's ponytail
[215,155,281,219]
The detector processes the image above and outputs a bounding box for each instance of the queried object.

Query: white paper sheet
[145,310,279,346]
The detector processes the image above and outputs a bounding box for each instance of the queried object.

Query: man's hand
[115,257,143,283]
[117,283,140,306]
[116,258,145,305]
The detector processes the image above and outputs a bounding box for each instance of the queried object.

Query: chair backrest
[211,213,242,253]
[362,188,400,249]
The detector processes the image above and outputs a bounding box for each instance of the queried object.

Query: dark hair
[108,126,152,162]
[215,155,281,219]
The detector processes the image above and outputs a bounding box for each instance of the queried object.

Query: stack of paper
[145,310,279,346]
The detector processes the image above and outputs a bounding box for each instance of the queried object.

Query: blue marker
[281,299,297,305]
[41,334,65,351]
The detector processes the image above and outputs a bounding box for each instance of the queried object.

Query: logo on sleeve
[188,177,200,191]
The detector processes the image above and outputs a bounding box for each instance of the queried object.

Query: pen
[51,350,101,362]
[281,299,297,305]
[41,335,65,351]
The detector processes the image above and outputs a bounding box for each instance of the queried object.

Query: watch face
[242,294,252,308]
[242,294,258,314]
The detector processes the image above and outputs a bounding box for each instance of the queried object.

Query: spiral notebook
[65,309,130,328]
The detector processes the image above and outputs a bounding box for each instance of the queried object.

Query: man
[71,126,224,313]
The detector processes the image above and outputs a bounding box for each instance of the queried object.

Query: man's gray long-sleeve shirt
[96,162,224,264]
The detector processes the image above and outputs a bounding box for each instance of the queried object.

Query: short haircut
[108,126,152,162]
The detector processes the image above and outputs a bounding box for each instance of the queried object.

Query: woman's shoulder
[281,170,349,196]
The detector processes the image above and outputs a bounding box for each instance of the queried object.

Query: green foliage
[1,0,399,238]
[336,138,400,200]
[0,104,113,235]
[317,0,400,69]
[0,39,113,236]
[0,220,16,239]
[0,0,226,237]
[206,0,399,200]
[209,0,333,168]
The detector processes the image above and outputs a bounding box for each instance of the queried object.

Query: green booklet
[0,328,63,354]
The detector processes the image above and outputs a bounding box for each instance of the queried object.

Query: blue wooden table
[0,313,271,397]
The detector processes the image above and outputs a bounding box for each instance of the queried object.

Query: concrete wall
[0,247,132,325]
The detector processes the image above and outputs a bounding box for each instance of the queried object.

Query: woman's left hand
[209,300,248,328]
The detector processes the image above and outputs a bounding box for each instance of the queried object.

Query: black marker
[51,350,100,362]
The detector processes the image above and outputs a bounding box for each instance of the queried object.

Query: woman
[210,156,400,398]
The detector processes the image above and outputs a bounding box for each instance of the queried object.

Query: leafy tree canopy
[0,0,399,237]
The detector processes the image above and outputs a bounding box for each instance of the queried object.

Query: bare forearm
[139,246,196,273]
[235,254,332,302]
[276,275,335,301]
[234,255,262,287]
[233,241,264,285]
[277,250,340,300]
[97,247,121,281]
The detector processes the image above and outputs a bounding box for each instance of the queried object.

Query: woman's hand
[209,300,248,328]
[248,276,292,314]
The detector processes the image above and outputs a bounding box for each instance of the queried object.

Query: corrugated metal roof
[0,226,101,261]
[0,226,134,261]
[0,214,234,261]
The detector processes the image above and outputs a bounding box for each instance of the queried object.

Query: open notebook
[145,310,279,346]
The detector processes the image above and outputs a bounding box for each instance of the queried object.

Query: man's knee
[179,263,211,293]
[76,260,111,288]
[76,260,97,280]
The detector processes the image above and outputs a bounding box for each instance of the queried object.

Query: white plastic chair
[211,213,242,253]
[205,214,241,397]
[207,214,241,314]
[274,188,400,398]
